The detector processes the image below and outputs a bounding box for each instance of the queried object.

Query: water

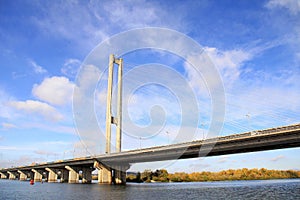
[0,179,300,200]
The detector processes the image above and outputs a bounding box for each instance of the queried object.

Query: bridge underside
[1,126,300,185]
[98,129,300,164]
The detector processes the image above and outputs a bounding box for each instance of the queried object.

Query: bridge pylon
[105,54,123,154]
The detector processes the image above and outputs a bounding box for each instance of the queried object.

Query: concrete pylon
[94,161,112,184]
[0,172,8,179]
[32,169,43,182]
[7,171,16,180]
[60,169,69,183]
[17,170,27,181]
[45,168,58,183]
[65,166,79,183]
[105,54,123,154]
[82,167,93,184]
[113,164,130,185]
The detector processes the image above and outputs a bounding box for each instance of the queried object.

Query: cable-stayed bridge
[1,123,299,184]
[1,55,299,185]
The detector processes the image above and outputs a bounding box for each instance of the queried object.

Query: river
[0,179,299,200]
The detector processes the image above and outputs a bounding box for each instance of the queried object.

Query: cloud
[32,76,75,106]
[0,146,18,150]
[218,156,229,163]
[266,0,300,15]
[61,59,81,78]
[1,122,17,129]
[271,155,285,162]
[34,150,59,156]
[102,0,163,29]
[203,47,253,86]
[0,88,16,119]
[8,100,63,121]
[28,59,47,74]
[30,0,183,52]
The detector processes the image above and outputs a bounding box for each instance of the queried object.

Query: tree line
[126,168,300,183]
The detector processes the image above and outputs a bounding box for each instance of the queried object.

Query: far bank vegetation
[126,168,300,183]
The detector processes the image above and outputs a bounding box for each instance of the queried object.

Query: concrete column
[29,171,34,180]
[60,169,69,183]
[94,161,112,184]
[17,170,27,181]
[100,168,112,184]
[82,168,93,184]
[116,57,123,153]
[7,171,16,180]
[105,54,115,154]
[32,169,43,182]
[45,168,58,183]
[65,166,79,183]
[44,171,49,182]
[0,172,8,179]
[112,164,130,185]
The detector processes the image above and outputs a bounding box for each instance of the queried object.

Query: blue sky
[0,0,300,173]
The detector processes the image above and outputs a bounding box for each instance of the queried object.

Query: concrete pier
[7,171,17,180]
[94,161,112,184]
[32,169,43,182]
[82,167,93,184]
[0,172,8,179]
[65,166,79,183]
[112,164,130,185]
[60,169,69,183]
[45,168,57,183]
[17,170,27,181]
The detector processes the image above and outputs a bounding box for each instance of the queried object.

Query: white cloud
[0,88,16,119]
[30,0,183,52]
[266,0,300,15]
[61,59,81,78]
[34,150,58,156]
[1,122,17,129]
[8,100,63,121]
[0,146,18,150]
[28,59,47,74]
[102,0,162,28]
[218,156,229,163]
[20,122,76,135]
[32,76,74,106]
[204,47,253,86]
[271,155,285,162]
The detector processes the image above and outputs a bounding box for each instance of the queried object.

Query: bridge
[1,55,300,185]
[1,123,300,184]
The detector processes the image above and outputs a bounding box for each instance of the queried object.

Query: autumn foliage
[126,168,300,183]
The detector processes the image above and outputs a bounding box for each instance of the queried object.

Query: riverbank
[126,168,300,183]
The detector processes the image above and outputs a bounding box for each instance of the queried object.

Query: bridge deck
[1,123,300,172]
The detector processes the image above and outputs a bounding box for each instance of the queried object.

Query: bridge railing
[215,123,300,142]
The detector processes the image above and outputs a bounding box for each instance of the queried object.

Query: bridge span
[1,123,300,184]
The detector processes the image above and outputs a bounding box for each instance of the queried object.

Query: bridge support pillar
[32,169,43,182]
[82,167,93,184]
[45,168,58,183]
[17,170,27,181]
[112,164,130,185]
[29,171,34,180]
[0,172,8,179]
[7,171,16,180]
[60,169,69,183]
[65,166,79,183]
[94,161,112,184]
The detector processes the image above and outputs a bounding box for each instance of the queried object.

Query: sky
[0,0,300,173]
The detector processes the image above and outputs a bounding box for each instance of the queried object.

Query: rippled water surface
[1,179,299,200]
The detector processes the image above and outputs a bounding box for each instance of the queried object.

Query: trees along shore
[126,168,300,183]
